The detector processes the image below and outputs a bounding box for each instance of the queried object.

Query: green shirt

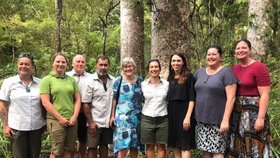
[40,73,79,119]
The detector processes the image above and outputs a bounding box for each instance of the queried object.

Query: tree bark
[55,0,63,53]
[247,0,271,60]
[151,0,190,79]
[120,0,145,76]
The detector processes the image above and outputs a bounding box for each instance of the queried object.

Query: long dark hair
[167,53,190,84]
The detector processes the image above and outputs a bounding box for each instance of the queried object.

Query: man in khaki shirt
[81,56,115,158]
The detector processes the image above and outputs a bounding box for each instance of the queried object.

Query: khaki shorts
[140,115,168,145]
[86,127,113,148]
[47,119,77,156]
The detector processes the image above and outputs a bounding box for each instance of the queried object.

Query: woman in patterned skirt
[194,45,237,158]
[226,39,272,158]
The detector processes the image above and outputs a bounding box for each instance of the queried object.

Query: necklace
[237,59,254,86]
[204,66,223,84]
[25,86,31,92]
[204,75,210,83]
[22,81,32,93]
[237,65,248,86]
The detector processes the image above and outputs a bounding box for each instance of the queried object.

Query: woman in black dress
[167,53,196,158]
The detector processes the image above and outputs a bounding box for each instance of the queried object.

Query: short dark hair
[235,39,252,50]
[147,59,161,71]
[96,56,110,65]
[206,45,223,56]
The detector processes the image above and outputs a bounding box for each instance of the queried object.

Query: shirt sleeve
[0,79,11,101]
[113,76,122,99]
[187,73,195,101]
[39,77,51,94]
[73,79,80,93]
[80,79,93,103]
[223,68,237,86]
[255,63,271,87]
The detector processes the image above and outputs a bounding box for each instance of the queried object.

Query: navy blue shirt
[194,67,237,125]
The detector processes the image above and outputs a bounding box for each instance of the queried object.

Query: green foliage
[0,121,12,158]
[264,55,280,155]
[267,0,280,57]
[0,0,122,78]
[0,62,17,81]
[189,0,249,68]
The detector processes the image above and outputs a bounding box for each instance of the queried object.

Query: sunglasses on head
[148,59,160,63]
[18,54,34,65]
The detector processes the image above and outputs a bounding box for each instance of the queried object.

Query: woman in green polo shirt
[40,53,81,158]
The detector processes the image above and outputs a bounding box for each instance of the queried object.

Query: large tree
[120,0,145,76]
[247,0,271,60]
[151,0,190,78]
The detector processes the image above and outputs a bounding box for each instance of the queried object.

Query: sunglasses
[19,54,34,65]
[148,59,160,63]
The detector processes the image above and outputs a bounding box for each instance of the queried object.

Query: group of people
[0,39,271,158]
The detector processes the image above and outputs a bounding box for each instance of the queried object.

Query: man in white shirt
[81,56,115,158]
[66,54,93,158]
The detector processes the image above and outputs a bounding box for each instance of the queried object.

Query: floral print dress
[113,76,144,154]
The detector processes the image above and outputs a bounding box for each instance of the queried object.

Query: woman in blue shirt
[194,45,236,157]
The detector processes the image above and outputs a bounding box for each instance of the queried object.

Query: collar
[16,74,40,84]
[92,72,113,81]
[147,77,163,84]
[50,71,67,78]
[68,69,87,76]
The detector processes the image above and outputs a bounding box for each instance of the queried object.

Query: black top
[167,73,195,101]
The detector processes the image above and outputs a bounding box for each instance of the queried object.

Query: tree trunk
[55,0,63,53]
[120,0,145,76]
[247,0,271,60]
[151,0,190,79]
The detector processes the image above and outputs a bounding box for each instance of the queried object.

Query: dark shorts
[140,115,168,145]
[86,127,113,148]
[77,112,87,143]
